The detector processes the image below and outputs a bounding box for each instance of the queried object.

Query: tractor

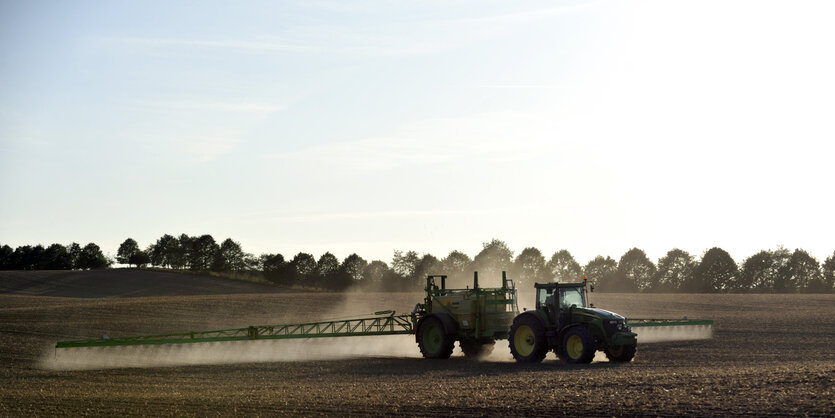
[509,278,637,363]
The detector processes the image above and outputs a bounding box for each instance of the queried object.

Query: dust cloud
[43,335,423,371]
[43,337,520,371]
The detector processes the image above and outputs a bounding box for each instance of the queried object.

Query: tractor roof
[534,282,586,289]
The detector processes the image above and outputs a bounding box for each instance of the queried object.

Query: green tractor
[509,278,637,364]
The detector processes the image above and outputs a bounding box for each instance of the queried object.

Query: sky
[1,0,834,266]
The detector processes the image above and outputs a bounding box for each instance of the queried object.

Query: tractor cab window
[537,287,554,308]
[559,287,585,309]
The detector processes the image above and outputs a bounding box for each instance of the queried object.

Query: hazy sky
[2,0,833,265]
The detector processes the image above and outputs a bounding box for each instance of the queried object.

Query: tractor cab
[535,281,590,329]
[535,282,588,310]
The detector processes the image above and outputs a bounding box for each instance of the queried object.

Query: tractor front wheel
[605,344,636,362]
[417,317,454,359]
[561,326,595,364]
[460,339,495,358]
[509,315,548,363]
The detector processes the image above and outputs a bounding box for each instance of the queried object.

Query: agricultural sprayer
[56,272,713,363]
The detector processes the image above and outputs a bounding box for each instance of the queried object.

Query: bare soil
[0,271,832,416]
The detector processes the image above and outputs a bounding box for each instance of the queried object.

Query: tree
[31,245,47,269]
[117,238,141,267]
[331,253,366,290]
[177,234,194,269]
[545,250,582,282]
[76,243,109,269]
[439,250,472,286]
[130,250,151,268]
[316,252,340,287]
[413,254,440,287]
[616,248,656,292]
[146,242,162,267]
[687,247,737,293]
[654,249,695,292]
[148,234,181,268]
[0,245,12,269]
[472,239,514,285]
[739,247,792,292]
[770,247,795,292]
[242,253,261,272]
[391,250,420,282]
[261,253,286,285]
[738,250,776,292]
[784,249,822,293]
[583,256,617,289]
[363,260,391,284]
[340,253,368,282]
[11,245,44,270]
[67,243,81,269]
[42,243,73,270]
[189,234,218,271]
[823,251,835,293]
[213,238,246,272]
[7,246,25,269]
[289,252,317,285]
[513,247,547,284]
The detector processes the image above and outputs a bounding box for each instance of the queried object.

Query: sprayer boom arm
[626,318,714,327]
[56,311,415,348]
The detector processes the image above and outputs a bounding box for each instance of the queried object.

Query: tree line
[2,236,833,293]
[0,242,110,270]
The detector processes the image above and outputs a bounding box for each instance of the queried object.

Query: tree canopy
[655,249,695,292]
[472,239,514,284]
[823,252,835,293]
[546,250,582,282]
[513,247,547,284]
[616,248,656,292]
[583,255,617,289]
[76,243,110,270]
[687,247,737,292]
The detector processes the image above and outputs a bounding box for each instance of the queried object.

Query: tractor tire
[509,315,548,363]
[460,339,495,358]
[561,326,596,364]
[417,317,454,359]
[605,344,636,362]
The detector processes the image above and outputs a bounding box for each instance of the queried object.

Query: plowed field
[0,271,832,416]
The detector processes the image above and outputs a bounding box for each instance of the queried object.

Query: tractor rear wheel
[509,315,548,363]
[460,339,495,358]
[605,344,636,362]
[417,317,454,359]
[561,326,595,364]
